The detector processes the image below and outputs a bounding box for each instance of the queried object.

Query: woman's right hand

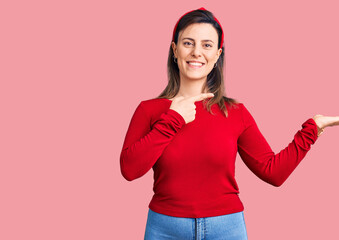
[169,93,214,124]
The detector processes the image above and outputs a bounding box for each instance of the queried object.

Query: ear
[171,42,177,58]
[215,48,222,62]
[217,48,222,58]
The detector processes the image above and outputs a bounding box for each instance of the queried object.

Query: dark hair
[154,8,239,117]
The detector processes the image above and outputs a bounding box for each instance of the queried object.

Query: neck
[176,74,208,98]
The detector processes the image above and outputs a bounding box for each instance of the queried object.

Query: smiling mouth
[186,61,205,68]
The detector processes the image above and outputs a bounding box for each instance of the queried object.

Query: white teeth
[188,62,203,66]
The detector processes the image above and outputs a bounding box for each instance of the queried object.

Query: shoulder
[139,97,170,109]
[232,101,252,116]
[136,97,171,119]
[222,97,244,112]
[141,97,169,104]
[223,100,254,123]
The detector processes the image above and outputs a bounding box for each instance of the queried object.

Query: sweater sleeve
[120,101,186,181]
[237,103,318,187]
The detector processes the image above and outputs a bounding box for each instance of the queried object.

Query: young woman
[120,7,338,240]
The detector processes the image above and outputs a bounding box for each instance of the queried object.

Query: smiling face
[172,23,222,82]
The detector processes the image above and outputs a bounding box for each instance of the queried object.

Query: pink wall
[1,0,338,239]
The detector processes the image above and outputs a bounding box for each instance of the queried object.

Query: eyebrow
[182,37,214,43]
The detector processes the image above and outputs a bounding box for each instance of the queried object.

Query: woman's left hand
[313,114,339,136]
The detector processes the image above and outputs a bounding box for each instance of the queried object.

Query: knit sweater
[120,97,318,218]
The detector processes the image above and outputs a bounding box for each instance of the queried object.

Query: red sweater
[120,98,318,218]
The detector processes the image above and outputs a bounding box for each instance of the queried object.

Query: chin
[185,74,207,80]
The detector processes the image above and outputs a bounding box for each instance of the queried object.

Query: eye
[205,44,212,47]
[184,42,192,46]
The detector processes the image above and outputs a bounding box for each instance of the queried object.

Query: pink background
[1,0,338,239]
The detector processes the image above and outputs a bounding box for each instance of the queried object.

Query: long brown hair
[155,8,239,117]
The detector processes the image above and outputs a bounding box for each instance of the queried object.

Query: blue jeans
[144,208,248,240]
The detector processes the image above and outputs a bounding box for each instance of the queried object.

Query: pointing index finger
[189,93,215,102]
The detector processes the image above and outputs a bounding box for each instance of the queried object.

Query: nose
[191,45,202,57]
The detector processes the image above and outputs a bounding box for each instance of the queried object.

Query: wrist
[316,125,324,137]
[313,115,325,137]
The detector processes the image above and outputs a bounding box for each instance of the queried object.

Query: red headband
[171,7,224,49]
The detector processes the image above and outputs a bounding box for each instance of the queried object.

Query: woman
[120,7,338,239]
